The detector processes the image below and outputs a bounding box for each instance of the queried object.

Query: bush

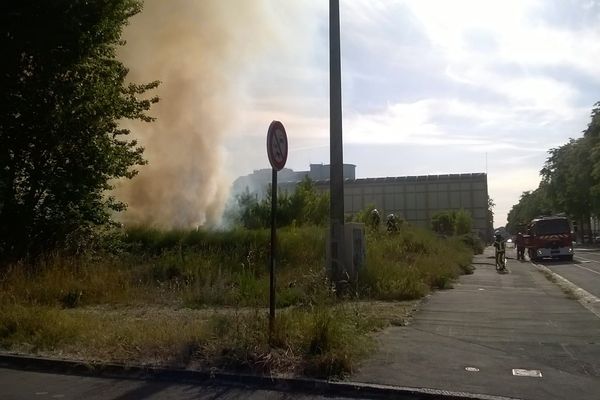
[358,226,473,300]
[454,210,473,235]
[225,177,329,229]
[459,233,484,255]
[431,209,473,235]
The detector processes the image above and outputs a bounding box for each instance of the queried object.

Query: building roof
[311,172,487,185]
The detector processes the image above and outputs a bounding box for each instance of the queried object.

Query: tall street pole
[329,0,345,287]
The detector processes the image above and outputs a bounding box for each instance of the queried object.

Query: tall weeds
[0,224,474,377]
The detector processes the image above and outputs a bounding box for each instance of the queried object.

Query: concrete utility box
[343,223,366,282]
[326,223,366,285]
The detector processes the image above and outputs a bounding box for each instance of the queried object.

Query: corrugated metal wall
[315,173,490,236]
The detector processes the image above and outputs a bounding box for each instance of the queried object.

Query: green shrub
[459,233,484,255]
[224,177,329,229]
[431,209,473,235]
[0,304,84,351]
[1,224,473,310]
[358,225,473,300]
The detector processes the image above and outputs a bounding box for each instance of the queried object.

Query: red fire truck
[524,216,574,261]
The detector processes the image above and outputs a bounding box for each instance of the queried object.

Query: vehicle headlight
[568,248,573,253]
[537,250,542,255]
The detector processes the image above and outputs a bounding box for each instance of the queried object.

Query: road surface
[0,367,356,400]
[535,247,600,299]
[353,247,600,400]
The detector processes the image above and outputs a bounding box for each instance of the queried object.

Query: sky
[121,0,600,228]
[220,0,600,227]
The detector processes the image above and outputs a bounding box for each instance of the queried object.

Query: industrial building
[232,164,491,238]
[231,163,356,197]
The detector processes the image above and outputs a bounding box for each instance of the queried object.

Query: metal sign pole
[269,168,277,341]
[266,120,287,343]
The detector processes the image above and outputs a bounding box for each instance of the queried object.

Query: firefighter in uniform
[515,232,525,261]
[493,232,507,271]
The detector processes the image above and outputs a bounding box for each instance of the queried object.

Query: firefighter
[515,232,525,261]
[369,209,381,230]
[493,231,507,271]
[386,214,399,233]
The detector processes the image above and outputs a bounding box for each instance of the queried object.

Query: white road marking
[574,255,600,263]
[465,367,480,372]
[512,369,542,377]
[572,257,600,276]
[574,264,600,276]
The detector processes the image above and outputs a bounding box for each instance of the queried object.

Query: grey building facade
[231,165,491,238]
[312,173,490,236]
[232,163,356,199]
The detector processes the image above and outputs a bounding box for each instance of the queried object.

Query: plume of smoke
[115,0,304,228]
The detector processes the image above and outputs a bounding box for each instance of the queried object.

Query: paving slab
[352,248,600,400]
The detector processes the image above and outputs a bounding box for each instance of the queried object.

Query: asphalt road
[534,247,600,299]
[353,247,600,400]
[0,368,355,400]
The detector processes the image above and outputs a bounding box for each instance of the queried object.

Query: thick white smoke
[115,0,324,227]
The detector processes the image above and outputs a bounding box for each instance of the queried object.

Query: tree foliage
[229,177,329,229]
[506,103,600,240]
[352,203,380,230]
[506,185,553,234]
[431,209,472,236]
[0,1,159,260]
[541,138,593,222]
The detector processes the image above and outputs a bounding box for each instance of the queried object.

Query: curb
[0,353,521,400]
[532,262,600,319]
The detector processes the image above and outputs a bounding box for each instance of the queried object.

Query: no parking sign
[266,121,288,171]
[266,120,288,342]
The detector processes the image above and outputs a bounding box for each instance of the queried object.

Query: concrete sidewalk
[352,248,600,400]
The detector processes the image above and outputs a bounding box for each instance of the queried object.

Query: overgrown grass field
[0,225,476,377]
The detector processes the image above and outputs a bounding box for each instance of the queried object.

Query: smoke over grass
[115,0,322,228]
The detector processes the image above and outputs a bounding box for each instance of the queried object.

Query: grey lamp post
[329,0,345,288]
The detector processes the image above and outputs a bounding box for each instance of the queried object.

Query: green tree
[431,209,472,236]
[541,137,593,240]
[0,1,159,260]
[227,189,267,230]
[230,177,329,229]
[504,103,600,241]
[454,209,472,235]
[431,211,455,235]
[586,103,600,215]
[353,203,380,230]
[287,177,329,226]
[506,185,553,234]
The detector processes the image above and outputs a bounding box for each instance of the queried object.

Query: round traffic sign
[266,121,288,171]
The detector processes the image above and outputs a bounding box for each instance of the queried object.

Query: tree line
[507,103,600,240]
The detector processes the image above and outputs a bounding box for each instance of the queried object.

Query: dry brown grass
[0,225,470,378]
[0,300,417,378]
